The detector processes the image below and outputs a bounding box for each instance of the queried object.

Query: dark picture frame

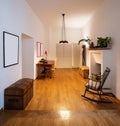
[3,31,19,67]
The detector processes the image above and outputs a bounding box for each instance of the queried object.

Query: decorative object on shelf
[59,13,68,43]
[78,37,91,45]
[39,58,47,63]
[96,37,111,48]
[89,42,94,48]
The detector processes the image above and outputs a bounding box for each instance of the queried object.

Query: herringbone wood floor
[1,68,120,126]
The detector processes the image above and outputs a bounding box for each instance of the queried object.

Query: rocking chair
[82,67,112,103]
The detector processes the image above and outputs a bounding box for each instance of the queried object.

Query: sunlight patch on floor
[59,110,71,119]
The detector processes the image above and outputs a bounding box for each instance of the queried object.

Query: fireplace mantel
[89,47,111,50]
[88,49,112,88]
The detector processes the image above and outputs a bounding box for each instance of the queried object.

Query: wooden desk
[36,60,55,78]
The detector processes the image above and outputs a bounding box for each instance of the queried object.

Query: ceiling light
[59,14,68,43]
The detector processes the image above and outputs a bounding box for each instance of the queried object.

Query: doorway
[21,33,34,79]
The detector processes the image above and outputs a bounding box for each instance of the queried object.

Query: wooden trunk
[4,78,33,110]
[79,66,89,79]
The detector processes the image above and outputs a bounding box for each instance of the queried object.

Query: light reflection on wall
[66,15,92,28]
[82,16,92,41]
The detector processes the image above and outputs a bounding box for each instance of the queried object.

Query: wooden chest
[4,78,33,110]
[79,66,89,79]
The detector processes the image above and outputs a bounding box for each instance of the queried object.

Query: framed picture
[3,31,19,67]
[40,43,43,56]
[36,42,43,57]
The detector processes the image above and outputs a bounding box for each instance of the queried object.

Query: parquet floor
[1,68,120,126]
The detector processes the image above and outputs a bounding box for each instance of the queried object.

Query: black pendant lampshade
[59,14,68,43]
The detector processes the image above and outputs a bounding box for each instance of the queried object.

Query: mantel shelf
[89,48,111,50]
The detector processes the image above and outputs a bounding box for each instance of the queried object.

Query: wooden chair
[45,66,52,78]
[45,63,55,78]
[81,67,112,103]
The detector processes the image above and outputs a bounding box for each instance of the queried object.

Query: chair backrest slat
[99,67,110,89]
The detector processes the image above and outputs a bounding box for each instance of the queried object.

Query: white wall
[0,0,45,108]
[56,43,73,68]
[82,0,120,98]
[47,26,82,60]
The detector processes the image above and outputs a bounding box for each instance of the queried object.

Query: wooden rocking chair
[82,67,112,103]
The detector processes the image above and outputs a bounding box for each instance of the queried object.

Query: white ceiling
[26,0,104,28]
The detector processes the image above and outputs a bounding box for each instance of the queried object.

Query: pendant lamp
[59,14,68,43]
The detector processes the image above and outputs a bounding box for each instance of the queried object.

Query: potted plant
[97,37,111,48]
[78,37,95,48]
[78,37,91,45]
[78,37,92,65]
